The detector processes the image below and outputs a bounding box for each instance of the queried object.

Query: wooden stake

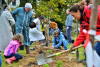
[89,0,99,49]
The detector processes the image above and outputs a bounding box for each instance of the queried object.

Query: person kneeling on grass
[4,34,23,64]
[51,30,68,50]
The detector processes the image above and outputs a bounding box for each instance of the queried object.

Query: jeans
[66,26,72,43]
[94,42,100,56]
[4,53,23,60]
[0,53,2,67]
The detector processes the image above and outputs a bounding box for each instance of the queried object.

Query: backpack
[62,32,68,40]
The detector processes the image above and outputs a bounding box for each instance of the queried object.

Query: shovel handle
[47,40,98,58]
[60,45,84,54]
[47,45,84,58]
[61,40,98,54]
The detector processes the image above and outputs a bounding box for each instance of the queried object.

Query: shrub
[19,1,27,7]
[47,50,52,53]
[43,64,49,67]
[57,60,63,67]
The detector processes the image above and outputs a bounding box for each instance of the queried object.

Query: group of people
[1,0,100,66]
[0,2,46,66]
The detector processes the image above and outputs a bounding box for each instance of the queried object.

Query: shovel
[36,45,83,65]
[36,52,53,65]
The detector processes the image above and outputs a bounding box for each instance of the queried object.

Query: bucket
[19,45,24,50]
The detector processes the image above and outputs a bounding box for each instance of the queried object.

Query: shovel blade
[36,53,53,65]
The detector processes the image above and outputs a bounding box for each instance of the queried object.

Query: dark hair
[39,15,45,20]
[12,34,23,44]
[29,22,36,28]
[69,1,85,13]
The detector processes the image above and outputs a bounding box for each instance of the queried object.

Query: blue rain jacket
[52,32,68,50]
[12,7,33,46]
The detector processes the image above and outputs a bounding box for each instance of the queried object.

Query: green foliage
[47,50,52,52]
[36,0,81,29]
[99,1,100,5]
[19,1,27,7]
[57,60,63,67]
[43,64,49,67]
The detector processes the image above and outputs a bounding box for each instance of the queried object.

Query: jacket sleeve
[54,35,63,48]
[73,31,86,47]
[67,15,73,27]
[30,15,34,23]
[6,11,15,26]
[12,8,19,21]
[14,45,19,54]
[52,37,56,46]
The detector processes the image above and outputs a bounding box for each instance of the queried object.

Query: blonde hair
[12,34,23,44]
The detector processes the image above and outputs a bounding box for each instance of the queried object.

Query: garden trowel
[36,45,83,65]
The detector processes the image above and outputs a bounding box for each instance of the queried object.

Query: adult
[33,15,45,32]
[0,7,15,67]
[69,1,100,50]
[65,9,73,43]
[12,3,33,54]
[51,30,68,50]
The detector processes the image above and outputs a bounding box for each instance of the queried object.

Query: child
[4,34,23,64]
[29,22,45,44]
[51,30,68,50]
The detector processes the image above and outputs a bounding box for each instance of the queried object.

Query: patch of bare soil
[13,36,83,67]
[17,41,83,67]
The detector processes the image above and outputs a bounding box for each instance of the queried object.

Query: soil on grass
[16,36,83,67]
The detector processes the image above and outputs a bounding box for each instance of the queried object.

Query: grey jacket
[65,14,73,27]
[0,10,15,51]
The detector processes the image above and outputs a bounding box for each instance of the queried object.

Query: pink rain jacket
[4,40,20,56]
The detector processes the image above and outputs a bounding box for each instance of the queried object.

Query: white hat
[25,3,32,9]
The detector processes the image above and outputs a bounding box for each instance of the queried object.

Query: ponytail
[70,1,85,12]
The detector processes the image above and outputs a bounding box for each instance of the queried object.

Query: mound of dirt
[18,43,83,67]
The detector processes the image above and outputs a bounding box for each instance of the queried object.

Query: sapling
[43,64,49,67]
[47,50,52,53]
[57,60,63,67]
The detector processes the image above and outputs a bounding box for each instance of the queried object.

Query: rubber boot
[5,59,11,64]
[25,46,30,54]
[5,56,16,64]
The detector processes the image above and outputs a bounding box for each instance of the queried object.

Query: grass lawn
[1,32,86,67]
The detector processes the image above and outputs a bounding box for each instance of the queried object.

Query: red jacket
[73,5,100,47]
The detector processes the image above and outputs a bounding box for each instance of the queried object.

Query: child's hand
[51,46,54,49]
